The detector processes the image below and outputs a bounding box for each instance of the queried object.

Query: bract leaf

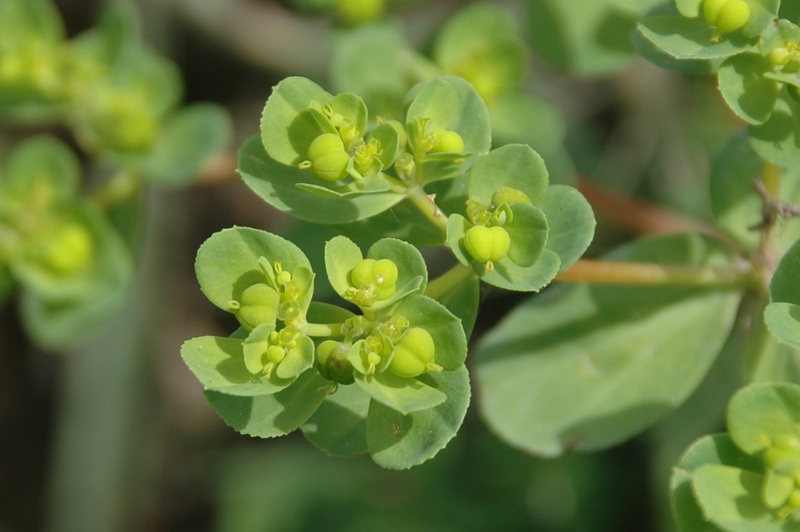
[764,302,800,350]
[3,135,79,202]
[302,383,370,457]
[467,143,549,207]
[540,184,596,273]
[260,76,333,166]
[636,13,756,60]
[718,54,781,125]
[750,90,800,168]
[393,294,467,370]
[195,226,312,312]
[671,434,762,532]
[181,335,298,396]
[475,233,741,456]
[404,76,491,182]
[692,465,778,530]
[352,366,447,415]
[727,382,800,455]
[239,135,404,224]
[205,369,331,438]
[366,366,470,469]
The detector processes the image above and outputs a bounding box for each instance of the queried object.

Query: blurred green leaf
[749,90,800,168]
[476,233,741,457]
[718,53,781,125]
[727,382,800,455]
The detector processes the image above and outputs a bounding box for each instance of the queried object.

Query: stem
[554,258,759,290]
[575,178,719,236]
[407,186,448,234]
[304,322,344,337]
[425,262,474,298]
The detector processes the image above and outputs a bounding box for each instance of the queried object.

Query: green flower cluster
[636,0,800,167]
[673,382,800,530]
[0,136,132,347]
[182,228,467,468]
[0,0,230,185]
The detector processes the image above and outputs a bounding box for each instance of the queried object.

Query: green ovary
[429,129,465,154]
[40,222,94,275]
[464,225,511,264]
[306,132,350,182]
[388,327,436,378]
[703,0,750,34]
[232,283,279,331]
[349,258,398,301]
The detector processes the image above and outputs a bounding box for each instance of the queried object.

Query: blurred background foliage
[0,0,752,530]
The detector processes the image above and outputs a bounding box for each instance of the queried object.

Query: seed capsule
[464,225,511,264]
[388,327,435,378]
[429,129,465,154]
[316,340,355,384]
[349,258,399,301]
[703,0,750,34]
[234,283,280,331]
[307,133,349,182]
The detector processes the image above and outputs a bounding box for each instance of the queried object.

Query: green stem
[89,169,143,210]
[407,186,448,234]
[425,262,475,298]
[304,322,344,337]
[554,258,760,290]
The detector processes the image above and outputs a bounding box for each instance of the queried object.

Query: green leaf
[718,53,781,125]
[749,90,800,168]
[404,76,492,182]
[239,135,404,224]
[206,369,332,438]
[489,92,566,155]
[302,383,370,457]
[633,12,725,75]
[475,233,741,456]
[331,23,420,118]
[540,184,596,273]
[504,203,549,268]
[352,366,447,415]
[366,237,428,294]
[426,267,480,340]
[433,3,527,102]
[636,13,756,61]
[727,382,800,455]
[139,103,232,185]
[672,434,764,532]
[366,365,470,469]
[260,76,333,166]
[393,294,467,370]
[181,335,300,396]
[3,135,79,202]
[323,234,363,299]
[468,143,549,207]
[771,239,800,305]
[447,213,562,292]
[765,302,800,350]
[527,0,661,75]
[195,226,313,312]
[692,465,781,531]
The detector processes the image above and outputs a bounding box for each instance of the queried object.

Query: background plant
[6,0,800,531]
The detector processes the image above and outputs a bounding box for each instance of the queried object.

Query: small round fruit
[388,327,435,378]
[307,133,350,182]
[316,340,355,384]
[235,283,279,331]
[492,187,531,207]
[704,0,750,34]
[430,129,465,154]
[463,225,511,264]
[42,223,94,275]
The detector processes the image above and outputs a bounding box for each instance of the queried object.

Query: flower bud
[703,0,750,34]
[769,47,792,67]
[464,225,511,264]
[429,129,465,154]
[41,222,94,275]
[388,327,436,378]
[233,283,279,331]
[307,133,350,182]
[316,340,355,384]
